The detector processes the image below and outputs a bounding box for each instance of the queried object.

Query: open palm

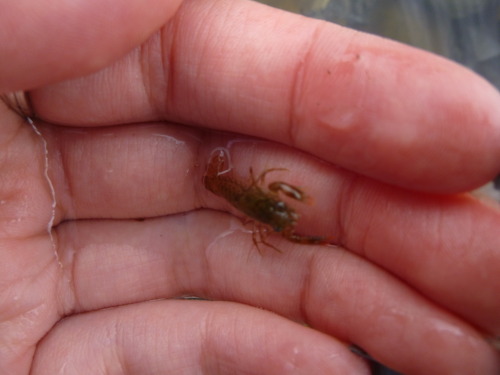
[1,1,500,375]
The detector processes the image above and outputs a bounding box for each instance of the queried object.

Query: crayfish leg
[251,223,283,254]
[282,227,330,245]
[250,167,288,186]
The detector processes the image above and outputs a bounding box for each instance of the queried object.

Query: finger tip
[298,30,500,192]
[417,61,500,192]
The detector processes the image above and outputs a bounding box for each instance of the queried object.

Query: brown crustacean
[203,148,328,252]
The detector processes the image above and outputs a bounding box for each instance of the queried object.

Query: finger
[43,122,203,220]
[45,122,500,334]
[54,212,499,375]
[32,300,369,375]
[0,0,182,91]
[339,178,500,335]
[31,0,500,192]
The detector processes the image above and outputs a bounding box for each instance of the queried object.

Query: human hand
[1,1,500,374]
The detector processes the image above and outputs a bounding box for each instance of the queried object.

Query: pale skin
[1,0,500,374]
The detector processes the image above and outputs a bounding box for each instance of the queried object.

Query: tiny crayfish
[203,148,328,252]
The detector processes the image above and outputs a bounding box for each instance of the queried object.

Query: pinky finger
[31,300,370,375]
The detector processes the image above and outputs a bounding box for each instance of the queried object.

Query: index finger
[31,0,500,193]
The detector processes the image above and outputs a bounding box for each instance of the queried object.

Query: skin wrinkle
[172,210,210,297]
[54,130,80,222]
[354,185,409,263]
[168,247,185,297]
[55,222,93,316]
[353,191,388,262]
[335,172,364,253]
[107,316,124,375]
[288,22,326,148]
[63,229,82,317]
[200,308,222,374]
[155,38,171,121]
[174,4,221,125]
[191,136,207,212]
[138,37,158,120]
[162,20,180,119]
[157,30,171,121]
[297,248,316,326]
[207,221,246,299]
[199,239,213,300]
[206,4,248,128]
[52,231,76,319]
[11,297,52,373]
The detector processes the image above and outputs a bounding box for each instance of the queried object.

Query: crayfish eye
[276,201,286,210]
